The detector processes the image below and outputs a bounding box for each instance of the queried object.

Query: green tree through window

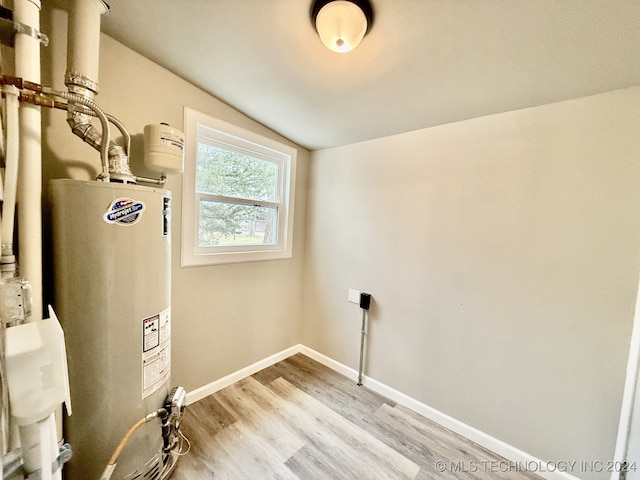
[196,142,279,247]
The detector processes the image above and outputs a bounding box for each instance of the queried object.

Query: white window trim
[181,107,297,267]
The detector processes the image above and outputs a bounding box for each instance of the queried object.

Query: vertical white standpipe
[13,1,57,479]
[14,0,42,323]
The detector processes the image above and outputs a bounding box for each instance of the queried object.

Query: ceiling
[100,0,640,151]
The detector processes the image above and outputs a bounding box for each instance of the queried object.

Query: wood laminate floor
[172,354,542,480]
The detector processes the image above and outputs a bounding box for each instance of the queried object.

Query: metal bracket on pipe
[20,443,73,480]
[0,3,48,47]
[52,444,73,475]
[2,448,23,480]
[0,16,48,47]
[14,21,48,46]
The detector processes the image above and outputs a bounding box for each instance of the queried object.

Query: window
[182,107,297,266]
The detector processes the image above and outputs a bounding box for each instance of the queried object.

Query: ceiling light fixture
[311,0,373,53]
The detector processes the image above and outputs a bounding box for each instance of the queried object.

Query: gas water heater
[50,180,181,480]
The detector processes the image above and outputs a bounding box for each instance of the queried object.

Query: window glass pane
[182,108,296,266]
[196,142,279,202]
[198,199,278,247]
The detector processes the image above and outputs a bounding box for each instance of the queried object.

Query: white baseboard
[186,344,301,404]
[188,344,580,480]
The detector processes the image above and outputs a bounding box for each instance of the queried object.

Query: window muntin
[182,107,296,266]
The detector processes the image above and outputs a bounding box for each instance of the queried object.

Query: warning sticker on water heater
[142,308,171,399]
[103,197,146,226]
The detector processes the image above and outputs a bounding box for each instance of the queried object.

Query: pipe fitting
[0,253,16,268]
[64,72,99,97]
[107,144,135,183]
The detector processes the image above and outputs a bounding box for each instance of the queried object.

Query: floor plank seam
[173,354,543,480]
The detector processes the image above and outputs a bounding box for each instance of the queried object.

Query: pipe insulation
[65,0,108,96]
[64,0,134,182]
[44,89,111,180]
[12,2,61,479]
[0,85,18,268]
[13,0,42,323]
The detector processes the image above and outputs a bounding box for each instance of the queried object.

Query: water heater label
[142,308,171,399]
[103,198,146,226]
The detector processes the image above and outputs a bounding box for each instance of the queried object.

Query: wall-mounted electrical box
[348,288,371,310]
[348,288,360,304]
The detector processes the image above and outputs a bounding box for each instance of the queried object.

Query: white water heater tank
[50,179,172,480]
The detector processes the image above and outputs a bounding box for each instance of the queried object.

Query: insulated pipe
[13,3,52,479]
[1,85,19,273]
[64,0,109,180]
[14,0,42,323]
[65,0,108,97]
[64,0,135,182]
[45,89,111,180]
[46,89,138,182]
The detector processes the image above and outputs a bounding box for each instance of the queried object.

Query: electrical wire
[175,428,191,456]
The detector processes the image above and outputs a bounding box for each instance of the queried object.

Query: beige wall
[40,5,309,392]
[38,3,640,477]
[302,87,640,479]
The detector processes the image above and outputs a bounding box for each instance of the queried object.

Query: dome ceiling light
[311,0,374,53]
